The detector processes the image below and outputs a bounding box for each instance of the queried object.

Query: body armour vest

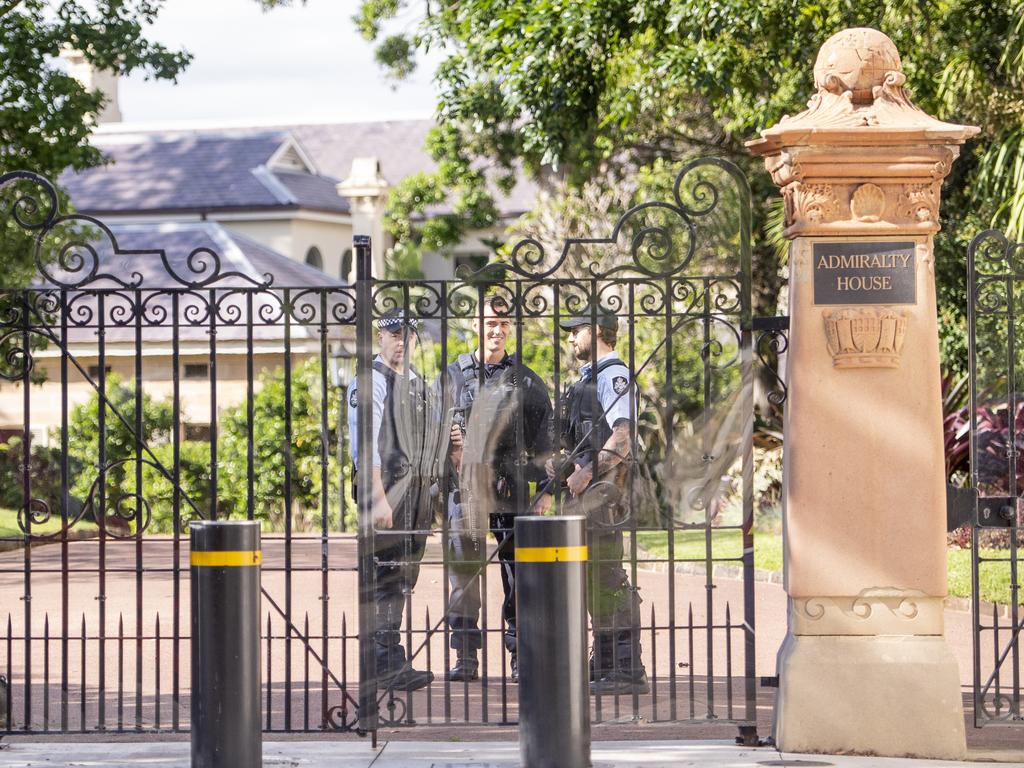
[564,358,628,459]
[450,353,522,486]
[373,359,430,494]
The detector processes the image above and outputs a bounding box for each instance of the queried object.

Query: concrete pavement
[0,739,1021,767]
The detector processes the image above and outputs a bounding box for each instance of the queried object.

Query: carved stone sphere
[813,27,902,103]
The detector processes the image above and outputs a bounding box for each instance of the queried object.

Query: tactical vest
[450,353,523,490]
[372,359,428,493]
[564,358,629,459]
[450,352,518,413]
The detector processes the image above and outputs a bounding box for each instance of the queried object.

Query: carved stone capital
[771,148,952,236]
[748,27,978,239]
[790,589,944,636]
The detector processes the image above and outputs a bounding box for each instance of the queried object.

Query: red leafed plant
[943,373,1024,547]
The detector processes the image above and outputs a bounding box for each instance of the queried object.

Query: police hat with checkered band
[376,308,419,332]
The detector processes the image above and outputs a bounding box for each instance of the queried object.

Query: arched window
[340,248,352,280]
[305,246,323,271]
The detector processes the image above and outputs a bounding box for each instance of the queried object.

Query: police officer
[545,307,649,696]
[441,294,553,683]
[347,308,434,691]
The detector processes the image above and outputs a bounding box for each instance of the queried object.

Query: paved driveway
[0,533,1011,749]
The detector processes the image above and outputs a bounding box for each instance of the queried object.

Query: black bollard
[515,515,590,768]
[190,520,262,768]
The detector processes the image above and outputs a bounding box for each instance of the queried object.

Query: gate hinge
[760,675,779,688]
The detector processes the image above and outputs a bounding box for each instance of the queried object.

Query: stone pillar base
[773,633,966,759]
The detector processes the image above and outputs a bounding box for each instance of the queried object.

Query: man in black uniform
[441,294,553,682]
[347,308,434,691]
[545,307,649,695]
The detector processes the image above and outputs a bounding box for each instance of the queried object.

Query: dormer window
[266,136,317,174]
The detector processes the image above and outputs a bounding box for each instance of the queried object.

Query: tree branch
[0,1,25,18]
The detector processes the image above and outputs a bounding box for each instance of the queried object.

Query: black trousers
[587,524,643,675]
[374,528,428,669]
[447,507,517,654]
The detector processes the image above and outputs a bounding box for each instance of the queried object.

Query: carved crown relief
[823,307,907,369]
[747,27,979,237]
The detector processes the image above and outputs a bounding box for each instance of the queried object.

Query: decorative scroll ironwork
[464,157,752,283]
[0,171,273,290]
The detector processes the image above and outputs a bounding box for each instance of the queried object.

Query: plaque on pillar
[747,27,979,760]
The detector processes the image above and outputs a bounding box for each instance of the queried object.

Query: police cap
[376,308,419,331]
[558,307,619,332]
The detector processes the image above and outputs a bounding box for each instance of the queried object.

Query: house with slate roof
[61,119,536,281]
[0,221,348,442]
[1,64,536,441]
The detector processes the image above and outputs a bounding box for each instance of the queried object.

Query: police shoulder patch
[348,389,358,408]
[612,376,629,394]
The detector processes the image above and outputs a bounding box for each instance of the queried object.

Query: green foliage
[64,374,174,506]
[355,0,1024,370]
[139,441,212,533]
[218,358,345,530]
[46,361,349,533]
[0,436,81,526]
[0,0,190,283]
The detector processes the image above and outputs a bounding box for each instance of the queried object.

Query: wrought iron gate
[0,159,771,740]
[0,170,361,734]
[353,158,761,741]
[965,229,1023,727]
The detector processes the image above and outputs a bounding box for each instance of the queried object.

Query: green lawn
[635,528,783,572]
[636,529,1019,606]
[0,507,98,540]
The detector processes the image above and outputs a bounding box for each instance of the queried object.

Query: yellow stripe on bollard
[515,545,588,563]
[190,550,262,567]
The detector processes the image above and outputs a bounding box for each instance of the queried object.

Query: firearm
[534,450,578,498]
[451,406,467,437]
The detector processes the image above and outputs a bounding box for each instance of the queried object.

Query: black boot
[376,644,434,692]
[590,631,648,696]
[589,632,615,683]
[446,648,479,682]
[504,622,518,683]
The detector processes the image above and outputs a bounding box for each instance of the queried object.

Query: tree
[0,1,191,283]
[218,357,344,530]
[60,373,181,533]
[355,0,1024,371]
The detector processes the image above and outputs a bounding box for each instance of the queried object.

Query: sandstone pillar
[747,28,978,759]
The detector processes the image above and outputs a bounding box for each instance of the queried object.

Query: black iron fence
[966,230,1024,727]
[0,162,783,740]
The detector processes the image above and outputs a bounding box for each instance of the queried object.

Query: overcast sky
[117,0,440,126]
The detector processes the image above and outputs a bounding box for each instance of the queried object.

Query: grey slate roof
[65,120,537,218]
[52,222,347,346]
[286,121,537,217]
[59,130,349,216]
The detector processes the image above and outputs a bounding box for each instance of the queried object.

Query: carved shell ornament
[850,183,885,222]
